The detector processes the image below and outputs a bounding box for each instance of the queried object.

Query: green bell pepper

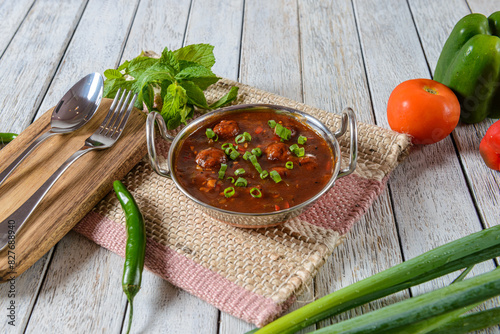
[434,11,500,124]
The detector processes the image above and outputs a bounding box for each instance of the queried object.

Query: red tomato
[480,120,500,171]
[387,79,460,145]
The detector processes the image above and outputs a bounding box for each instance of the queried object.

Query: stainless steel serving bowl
[146,104,357,228]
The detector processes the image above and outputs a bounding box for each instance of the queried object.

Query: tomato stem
[424,86,438,95]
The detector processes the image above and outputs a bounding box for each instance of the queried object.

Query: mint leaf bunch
[103,44,239,129]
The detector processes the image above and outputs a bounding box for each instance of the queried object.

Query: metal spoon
[0,72,103,187]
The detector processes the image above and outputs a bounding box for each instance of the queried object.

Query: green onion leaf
[235,132,252,144]
[260,170,269,179]
[234,177,248,187]
[229,149,240,160]
[218,163,227,179]
[227,176,235,184]
[286,161,293,169]
[221,143,234,154]
[250,187,262,198]
[298,135,307,145]
[206,128,218,141]
[289,144,305,157]
[235,134,245,144]
[274,123,291,141]
[223,187,235,198]
[251,147,262,157]
[249,154,263,173]
[268,120,276,128]
[270,170,282,183]
[235,168,245,176]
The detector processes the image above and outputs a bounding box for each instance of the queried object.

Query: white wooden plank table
[0,0,498,333]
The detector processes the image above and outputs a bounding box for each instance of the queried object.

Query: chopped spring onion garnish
[260,170,269,179]
[289,144,305,157]
[206,128,218,141]
[270,170,282,183]
[243,151,252,160]
[221,143,234,153]
[234,177,248,187]
[296,147,305,157]
[229,149,240,160]
[249,154,263,173]
[274,123,291,141]
[235,132,252,144]
[235,168,246,175]
[250,187,262,198]
[223,187,235,198]
[251,147,262,157]
[218,163,227,179]
[268,120,276,128]
[227,176,235,183]
[285,161,293,169]
[222,143,240,160]
[235,134,245,144]
[298,135,307,145]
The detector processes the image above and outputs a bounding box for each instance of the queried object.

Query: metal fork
[0,89,137,250]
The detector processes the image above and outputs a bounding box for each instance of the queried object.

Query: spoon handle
[0,145,94,250]
[0,130,57,188]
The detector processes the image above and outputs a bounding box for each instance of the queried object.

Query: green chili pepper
[0,133,18,145]
[113,180,146,334]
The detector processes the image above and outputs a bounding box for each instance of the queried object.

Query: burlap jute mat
[74,78,411,327]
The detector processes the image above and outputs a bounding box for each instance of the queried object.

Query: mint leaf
[132,62,176,109]
[161,83,188,130]
[127,56,159,78]
[103,77,134,99]
[160,48,180,72]
[141,84,155,112]
[104,69,123,79]
[117,60,130,71]
[175,64,219,90]
[179,104,193,124]
[180,81,209,109]
[173,44,215,69]
[210,86,239,109]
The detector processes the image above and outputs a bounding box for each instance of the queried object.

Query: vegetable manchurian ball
[195,148,227,169]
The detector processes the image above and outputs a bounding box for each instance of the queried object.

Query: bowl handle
[146,112,174,179]
[335,107,358,178]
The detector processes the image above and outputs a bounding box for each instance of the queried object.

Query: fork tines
[100,88,138,139]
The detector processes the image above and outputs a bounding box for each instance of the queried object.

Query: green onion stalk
[247,224,500,334]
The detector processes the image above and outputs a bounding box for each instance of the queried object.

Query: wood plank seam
[0,0,36,62]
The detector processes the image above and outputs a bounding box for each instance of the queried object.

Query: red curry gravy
[173,110,335,213]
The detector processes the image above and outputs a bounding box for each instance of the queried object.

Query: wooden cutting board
[0,98,147,281]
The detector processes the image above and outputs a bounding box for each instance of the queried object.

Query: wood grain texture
[185,0,244,81]
[0,0,88,133]
[0,0,34,57]
[25,232,129,334]
[36,0,141,119]
[120,271,219,334]
[297,0,409,329]
[468,0,499,15]
[408,1,500,331]
[240,0,302,100]
[0,98,147,281]
[113,1,223,333]
[353,3,499,331]
[1,0,498,332]
[120,0,192,61]
[17,1,144,332]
